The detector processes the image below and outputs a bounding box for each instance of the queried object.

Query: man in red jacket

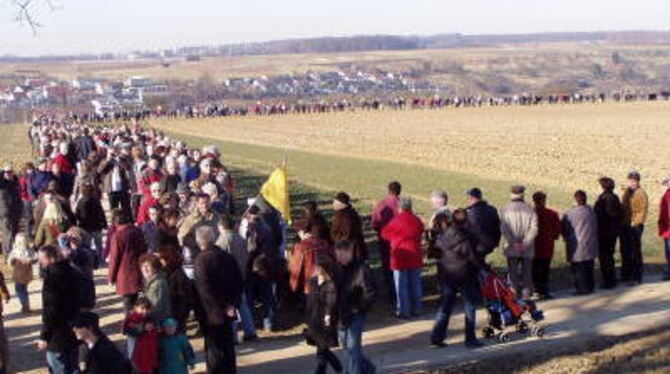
[531,192,561,300]
[382,197,424,319]
[108,211,148,311]
[658,178,670,281]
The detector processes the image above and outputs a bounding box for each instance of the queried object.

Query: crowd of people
[42,89,669,124]
[0,113,667,374]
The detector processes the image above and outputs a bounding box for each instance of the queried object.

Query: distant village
[0,64,423,118]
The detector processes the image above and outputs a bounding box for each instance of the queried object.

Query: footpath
[5,272,669,373]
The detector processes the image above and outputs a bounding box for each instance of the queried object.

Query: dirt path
[5,270,669,374]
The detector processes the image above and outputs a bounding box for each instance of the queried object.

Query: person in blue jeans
[336,240,377,374]
[430,209,488,349]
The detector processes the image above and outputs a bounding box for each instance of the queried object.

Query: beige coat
[500,200,539,259]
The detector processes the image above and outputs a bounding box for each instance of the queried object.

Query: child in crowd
[123,297,159,374]
[8,233,37,313]
[159,318,195,374]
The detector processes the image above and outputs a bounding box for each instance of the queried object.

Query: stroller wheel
[498,333,510,343]
[517,321,529,333]
[533,327,546,338]
[482,327,495,339]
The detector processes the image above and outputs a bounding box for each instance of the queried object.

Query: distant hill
[3,30,670,62]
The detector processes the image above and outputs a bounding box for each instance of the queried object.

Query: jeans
[598,235,618,287]
[233,294,257,339]
[46,349,80,374]
[571,260,595,295]
[251,281,276,330]
[393,269,422,318]
[664,239,670,276]
[430,279,478,344]
[90,230,104,265]
[203,322,236,374]
[14,283,29,309]
[507,257,533,299]
[315,347,342,374]
[531,258,552,297]
[338,314,375,374]
[621,225,644,282]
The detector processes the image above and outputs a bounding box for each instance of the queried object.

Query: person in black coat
[594,177,623,289]
[431,209,488,349]
[465,188,501,260]
[305,254,342,374]
[335,240,377,374]
[75,184,108,260]
[37,245,83,374]
[71,311,133,374]
[193,226,243,374]
[0,169,22,254]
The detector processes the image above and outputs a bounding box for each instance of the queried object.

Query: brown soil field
[154,101,670,204]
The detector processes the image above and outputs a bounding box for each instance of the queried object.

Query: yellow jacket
[621,187,649,227]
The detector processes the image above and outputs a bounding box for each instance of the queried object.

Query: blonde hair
[12,233,29,253]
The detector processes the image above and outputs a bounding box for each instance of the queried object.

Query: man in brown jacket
[620,171,648,285]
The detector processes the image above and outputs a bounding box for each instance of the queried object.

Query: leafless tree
[10,0,61,34]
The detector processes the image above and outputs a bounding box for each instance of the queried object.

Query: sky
[1,0,669,56]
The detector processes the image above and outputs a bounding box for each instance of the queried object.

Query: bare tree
[10,0,60,34]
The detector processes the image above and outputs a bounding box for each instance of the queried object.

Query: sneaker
[465,340,484,349]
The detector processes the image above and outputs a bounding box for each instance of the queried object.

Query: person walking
[335,240,377,374]
[531,191,561,299]
[305,254,342,374]
[108,211,148,312]
[562,190,599,295]
[594,177,623,288]
[8,233,37,313]
[74,184,107,262]
[430,209,487,349]
[37,245,83,374]
[139,254,172,322]
[0,166,23,254]
[657,177,670,281]
[381,197,425,319]
[620,171,648,285]
[499,185,538,300]
[194,226,243,374]
[217,215,258,342]
[71,311,133,374]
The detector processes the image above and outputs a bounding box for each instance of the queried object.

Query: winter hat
[334,192,351,206]
[161,318,178,328]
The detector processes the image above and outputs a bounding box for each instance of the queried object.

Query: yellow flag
[260,165,291,224]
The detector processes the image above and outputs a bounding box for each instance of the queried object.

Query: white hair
[195,226,216,245]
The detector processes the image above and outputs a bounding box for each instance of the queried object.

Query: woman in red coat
[657,178,670,281]
[381,197,425,319]
[108,212,148,311]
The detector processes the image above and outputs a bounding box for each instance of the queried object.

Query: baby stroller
[479,270,546,343]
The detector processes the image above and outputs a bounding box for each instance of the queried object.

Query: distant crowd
[38,89,670,124]
[0,113,667,374]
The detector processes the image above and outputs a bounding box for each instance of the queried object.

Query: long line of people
[0,115,667,374]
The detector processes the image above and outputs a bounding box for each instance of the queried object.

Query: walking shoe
[465,340,484,349]
[430,341,447,348]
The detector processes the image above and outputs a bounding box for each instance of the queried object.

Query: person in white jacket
[499,185,538,300]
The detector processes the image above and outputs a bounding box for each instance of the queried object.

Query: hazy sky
[2,0,669,56]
